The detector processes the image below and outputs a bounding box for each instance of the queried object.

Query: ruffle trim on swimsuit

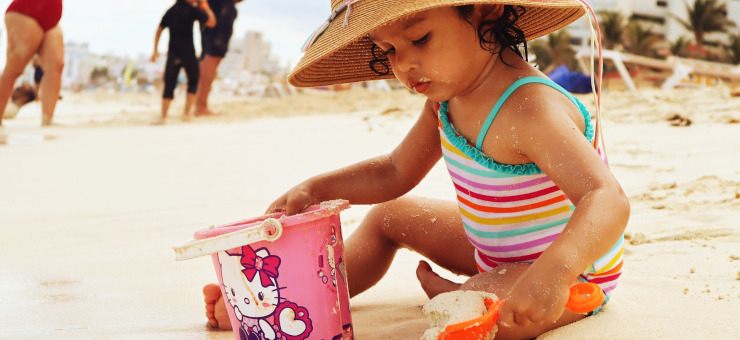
[438,98,595,176]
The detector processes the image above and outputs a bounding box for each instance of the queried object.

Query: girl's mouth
[410,78,431,94]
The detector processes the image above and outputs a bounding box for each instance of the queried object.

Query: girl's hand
[265,180,322,216]
[498,270,571,328]
[150,51,159,63]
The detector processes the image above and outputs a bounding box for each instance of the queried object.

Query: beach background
[1,84,739,339]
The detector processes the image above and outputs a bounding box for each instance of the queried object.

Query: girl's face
[368,6,499,102]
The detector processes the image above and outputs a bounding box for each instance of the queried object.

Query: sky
[0,0,331,68]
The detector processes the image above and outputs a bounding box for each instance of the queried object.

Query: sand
[1,85,739,339]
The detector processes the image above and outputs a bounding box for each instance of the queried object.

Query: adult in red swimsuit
[0,0,64,126]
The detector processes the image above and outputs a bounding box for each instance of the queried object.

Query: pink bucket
[173,200,353,340]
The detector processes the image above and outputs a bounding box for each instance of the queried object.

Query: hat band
[301,0,362,52]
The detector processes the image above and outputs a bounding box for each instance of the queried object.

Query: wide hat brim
[288,0,585,87]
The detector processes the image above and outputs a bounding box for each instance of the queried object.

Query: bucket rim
[192,199,350,240]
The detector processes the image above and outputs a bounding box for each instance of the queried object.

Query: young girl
[204,1,629,339]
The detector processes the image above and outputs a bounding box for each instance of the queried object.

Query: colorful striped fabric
[436,77,623,296]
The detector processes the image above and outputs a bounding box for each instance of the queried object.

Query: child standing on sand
[151,0,216,124]
[204,1,629,339]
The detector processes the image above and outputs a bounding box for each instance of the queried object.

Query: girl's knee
[358,198,413,243]
[362,200,397,231]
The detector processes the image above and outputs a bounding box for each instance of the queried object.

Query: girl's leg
[36,25,64,126]
[344,195,478,297]
[0,13,43,125]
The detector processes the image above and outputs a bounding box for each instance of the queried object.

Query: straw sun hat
[288,0,585,87]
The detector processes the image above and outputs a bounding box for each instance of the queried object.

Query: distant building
[218,31,280,79]
[567,0,740,49]
[62,42,95,89]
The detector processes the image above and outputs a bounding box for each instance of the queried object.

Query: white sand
[421,290,499,340]
[1,86,739,339]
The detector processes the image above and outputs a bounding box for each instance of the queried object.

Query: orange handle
[565,282,604,314]
[438,298,503,340]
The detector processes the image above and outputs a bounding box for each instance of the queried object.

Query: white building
[218,31,280,79]
[568,0,740,49]
[62,42,95,89]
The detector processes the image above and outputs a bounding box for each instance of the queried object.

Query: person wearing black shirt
[151,0,216,124]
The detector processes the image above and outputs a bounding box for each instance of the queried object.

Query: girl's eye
[382,46,396,56]
[412,34,430,47]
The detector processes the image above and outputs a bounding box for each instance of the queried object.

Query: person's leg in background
[0,12,43,126]
[194,0,236,116]
[157,57,181,125]
[193,54,221,116]
[36,25,64,126]
[183,54,200,121]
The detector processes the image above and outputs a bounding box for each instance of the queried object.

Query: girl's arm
[498,86,630,327]
[151,26,164,62]
[268,99,443,215]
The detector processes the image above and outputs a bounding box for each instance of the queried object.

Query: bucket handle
[172,218,283,261]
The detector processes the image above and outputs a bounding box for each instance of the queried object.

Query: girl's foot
[415,260,461,299]
[203,284,232,330]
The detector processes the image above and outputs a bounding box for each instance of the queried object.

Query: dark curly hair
[369,5,528,76]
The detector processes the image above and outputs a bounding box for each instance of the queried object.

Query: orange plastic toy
[565,282,605,314]
[437,298,503,340]
[437,282,604,340]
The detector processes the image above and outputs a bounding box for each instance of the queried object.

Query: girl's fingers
[498,304,515,328]
[512,310,532,328]
[285,198,308,215]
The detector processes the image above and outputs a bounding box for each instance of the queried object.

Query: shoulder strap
[475,76,578,149]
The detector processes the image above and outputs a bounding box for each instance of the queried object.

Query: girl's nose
[393,49,417,73]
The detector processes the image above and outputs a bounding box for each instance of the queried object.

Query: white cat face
[217,247,281,321]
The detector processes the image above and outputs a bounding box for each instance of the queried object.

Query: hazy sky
[0,0,331,67]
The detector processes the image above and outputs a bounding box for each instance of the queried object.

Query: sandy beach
[1,85,739,339]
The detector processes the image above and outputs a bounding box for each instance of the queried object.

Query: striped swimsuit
[437,77,623,297]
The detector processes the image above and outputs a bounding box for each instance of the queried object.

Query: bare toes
[202,284,232,330]
[203,284,222,303]
[416,260,461,299]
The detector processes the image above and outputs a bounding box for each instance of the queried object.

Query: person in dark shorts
[193,0,243,117]
[151,0,216,124]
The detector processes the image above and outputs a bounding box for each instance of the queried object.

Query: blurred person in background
[0,0,64,127]
[151,0,216,124]
[193,0,243,117]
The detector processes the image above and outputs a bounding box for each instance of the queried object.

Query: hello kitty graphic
[217,245,313,340]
